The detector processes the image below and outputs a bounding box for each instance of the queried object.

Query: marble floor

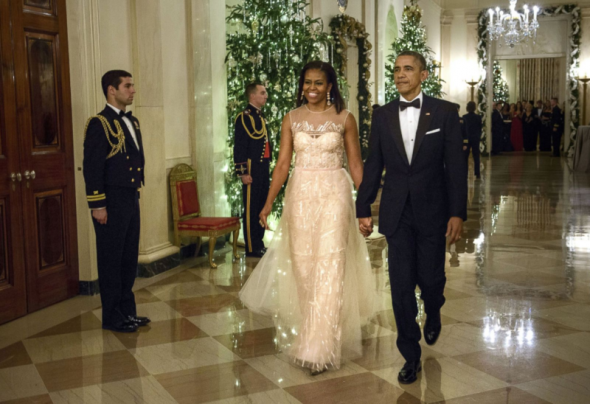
[1,152,590,403]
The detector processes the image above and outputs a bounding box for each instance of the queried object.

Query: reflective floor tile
[35,350,148,392]
[113,318,207,349]
[214,328,280,359]
[132,337,239,374]
[155,360,277,404]
[283,372,420,404]
[373,357,507,403]
[166,294,245,317]
[0,365,47,402]
[23,329,126,363]
[0,342,32,370]
[454,344,584,385]
[49,376,177,404]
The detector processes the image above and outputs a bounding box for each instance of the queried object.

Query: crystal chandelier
[487,0,540,48]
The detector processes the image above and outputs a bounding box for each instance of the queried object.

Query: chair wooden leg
[208,236,217,268]
[232,228,239,260]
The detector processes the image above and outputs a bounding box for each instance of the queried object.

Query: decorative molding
[330,14,373,159]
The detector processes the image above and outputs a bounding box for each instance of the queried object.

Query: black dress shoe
[103,321,138,333]
[127,315,151,327]
[398,361,421,384]
[424,314,442,346]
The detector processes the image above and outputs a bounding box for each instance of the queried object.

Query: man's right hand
[92,208,108,225]
[358,217,373,237]
[241,175,253,185]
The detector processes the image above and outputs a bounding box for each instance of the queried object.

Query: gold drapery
[519,58,559,103]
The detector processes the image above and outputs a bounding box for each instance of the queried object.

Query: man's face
[550,99,557,108]
[496,103,503,111]
[394,55,428,98]
[537,101,543,109]
[250,85,268,108]
[111,77,135,107]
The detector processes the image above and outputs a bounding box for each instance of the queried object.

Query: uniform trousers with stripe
[92,186,140,326]
[241,160,269,253]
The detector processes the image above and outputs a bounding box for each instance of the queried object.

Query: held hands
[259,204,272,230]
[358,217,373,238]
[446,216,463,245]
[241,175,253,185]
[92,208,108,225]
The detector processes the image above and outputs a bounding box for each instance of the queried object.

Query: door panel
[11,0,78,312]
[0,0,27,324]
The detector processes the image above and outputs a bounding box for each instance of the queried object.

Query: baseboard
[79,279,100,296]
[137,252,181,278]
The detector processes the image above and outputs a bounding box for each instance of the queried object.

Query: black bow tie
[119,110,132,119]
[400,99,420,111]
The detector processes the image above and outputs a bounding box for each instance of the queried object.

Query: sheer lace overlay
[239,106,379,372]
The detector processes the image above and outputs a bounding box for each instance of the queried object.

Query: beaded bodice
[289,106,350,170]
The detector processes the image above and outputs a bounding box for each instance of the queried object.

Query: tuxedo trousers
[92,186,140,326]
[386,197,447,362]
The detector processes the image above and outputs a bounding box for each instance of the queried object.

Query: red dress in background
[510,113,523,151]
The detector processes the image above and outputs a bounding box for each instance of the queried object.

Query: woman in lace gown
[239,61,378,375]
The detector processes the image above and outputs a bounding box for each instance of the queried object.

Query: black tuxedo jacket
[462,112,483,142]
[356,95,467,236]
[83,105,145,209]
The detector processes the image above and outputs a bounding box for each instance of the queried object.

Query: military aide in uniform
[234,83,272,258]
[83,70,150,333]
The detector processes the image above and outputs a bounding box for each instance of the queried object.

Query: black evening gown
[522,113,538,151]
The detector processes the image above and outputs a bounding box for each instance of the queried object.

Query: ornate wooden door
[0,0,27,324]
[0,0,79,318]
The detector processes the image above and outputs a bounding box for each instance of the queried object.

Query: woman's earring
[300,91,304,101]
[327,91,331,106]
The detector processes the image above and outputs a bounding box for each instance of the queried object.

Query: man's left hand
[446,217,463,245]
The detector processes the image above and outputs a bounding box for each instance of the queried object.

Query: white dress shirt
[107,103,140,150]
[399,92,423,164]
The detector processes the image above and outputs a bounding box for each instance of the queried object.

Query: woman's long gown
[510,113,524,151]
[239,105,378,373]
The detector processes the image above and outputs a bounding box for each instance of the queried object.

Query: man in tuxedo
[550,97,563,157]
[463,101,483,179]
[83,70,150,333]
[536,100,543,117]
[356,51,467,384]
[491,101,504,155]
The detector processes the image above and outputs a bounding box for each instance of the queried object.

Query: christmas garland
[477,5,581,156]
[329,14,373,159]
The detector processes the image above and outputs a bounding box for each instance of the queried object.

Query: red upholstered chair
[169,164,240,268]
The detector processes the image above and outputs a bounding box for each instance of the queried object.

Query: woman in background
[539,101,552,151]
[510,101,524,151]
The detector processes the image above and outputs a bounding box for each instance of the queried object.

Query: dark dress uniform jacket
[233,104,272,253]
[83,105,145,208]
